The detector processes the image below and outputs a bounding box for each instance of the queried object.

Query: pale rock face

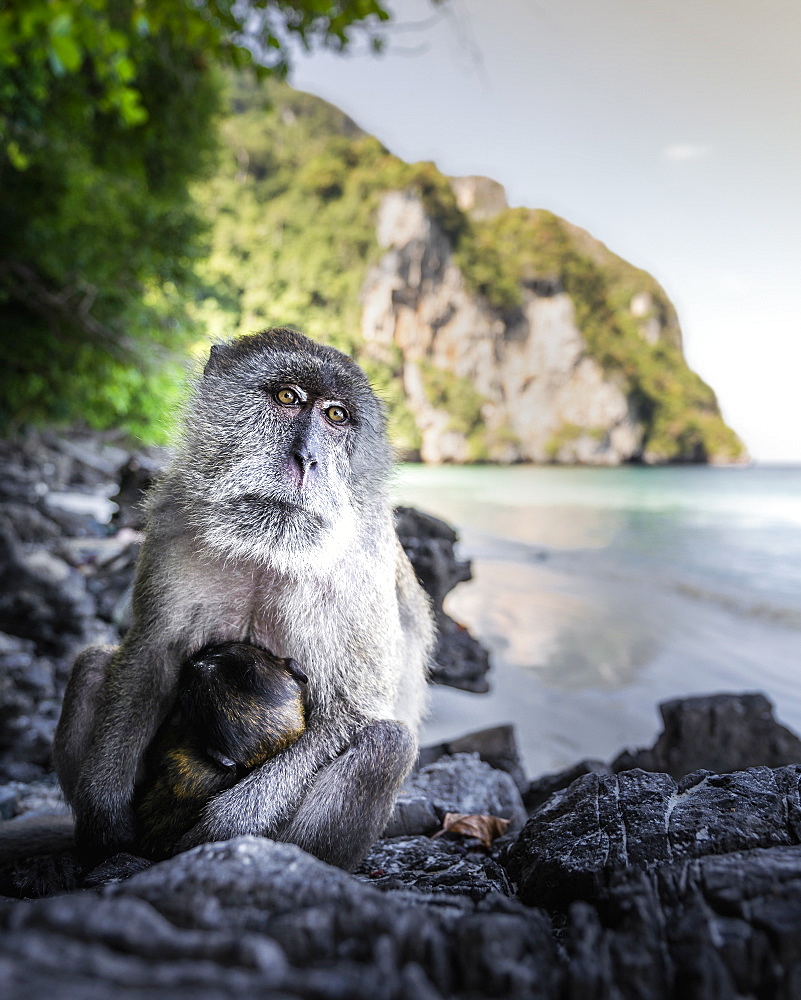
[630,291,662,345]
[361,192,644,465]
[448,175,508,220]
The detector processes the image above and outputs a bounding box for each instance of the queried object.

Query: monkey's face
[181,329,392,571]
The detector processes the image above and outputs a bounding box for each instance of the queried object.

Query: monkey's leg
[53,645,116,804]
[278,720,417,871]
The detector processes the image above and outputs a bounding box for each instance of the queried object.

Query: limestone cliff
[362,191,644,464]
[360,184,741,465]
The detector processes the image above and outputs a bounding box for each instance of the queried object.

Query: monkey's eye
[207,748,237,771]
[325,404,349,425]
[275,387,300,406]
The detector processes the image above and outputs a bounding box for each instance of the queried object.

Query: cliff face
[362,191,643,464]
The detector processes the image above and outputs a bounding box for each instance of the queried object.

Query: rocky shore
[2,431,801,998]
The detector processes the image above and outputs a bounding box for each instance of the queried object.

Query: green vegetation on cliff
[454,209,741,462]
[192,74,464,451]
[194,73,464,341]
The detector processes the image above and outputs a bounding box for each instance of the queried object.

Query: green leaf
[49,33,83,73]
[6,140,30,170]
[115,56,136,82]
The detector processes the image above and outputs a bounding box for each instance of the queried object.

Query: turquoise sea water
[392,465,801,777]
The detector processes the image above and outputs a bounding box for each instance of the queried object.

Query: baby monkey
[134,641,308,860]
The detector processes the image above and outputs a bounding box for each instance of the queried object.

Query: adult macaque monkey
[53,329,434,870]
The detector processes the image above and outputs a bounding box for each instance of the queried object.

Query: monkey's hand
[175,716,353,852]
[72,773,137,862]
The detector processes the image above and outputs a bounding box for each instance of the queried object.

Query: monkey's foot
[73,803,136,863]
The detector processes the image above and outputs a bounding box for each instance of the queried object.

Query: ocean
[392,464,801,779]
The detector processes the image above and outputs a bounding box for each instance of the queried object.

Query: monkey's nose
[292,449,318,483]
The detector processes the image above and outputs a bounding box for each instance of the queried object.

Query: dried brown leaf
[432,812,511,849]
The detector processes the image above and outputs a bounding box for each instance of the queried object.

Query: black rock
[0,774,68,820]
[82,852,154,887]
[0,430,127,528]
[0,836,558,1000]
[11,429,801,998]
[0,633,59,777]
[0,529,96,656]
[561,844,801,1000]
[385,753,528,839]
[6,708,801,998]
[523,758,611,813]
[384,788,441,837]
[0,786,16,820]
[505,764,801,910]
[45,433,129,488]
[38,495,110,539]
[419,724,527,792]
[395,505,491,693]
[0,503,63,547]
[430,614,492,693]
[357,834,513,898]
[84,536,140,630]
[611,691,801,779]
[394,506,472,605]
[111,448,168,531]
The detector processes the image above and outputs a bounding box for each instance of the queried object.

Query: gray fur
[54,329,434,869]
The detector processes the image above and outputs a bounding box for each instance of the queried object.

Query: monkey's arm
[176,712,354,849]
[70,642,181,857]
[177,712,417,869]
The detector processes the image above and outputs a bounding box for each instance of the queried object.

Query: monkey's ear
[285,658,308,685]
[204,343,231,377]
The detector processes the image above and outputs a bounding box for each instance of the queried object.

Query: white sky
[291,0,801,462]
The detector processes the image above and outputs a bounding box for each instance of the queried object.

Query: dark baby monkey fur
[52,328,434,871]
[134,641,308,860]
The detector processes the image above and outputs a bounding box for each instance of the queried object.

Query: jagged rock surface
[524,691,801,811]
[356,834,513,899]
[611,690,801,778]
[419,723,527,791]
[5,697,801,996]
[361,190,645,465]
[0,838,561,1000]
[504,762,801,999]
[507,764,801,909]
[3,431,801,997]
[558,844,801,1000]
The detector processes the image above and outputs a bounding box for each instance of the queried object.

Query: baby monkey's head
[178,641,308,777]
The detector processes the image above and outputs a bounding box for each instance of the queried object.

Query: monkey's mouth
[231,495,327,531]
[235,495,304,513]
